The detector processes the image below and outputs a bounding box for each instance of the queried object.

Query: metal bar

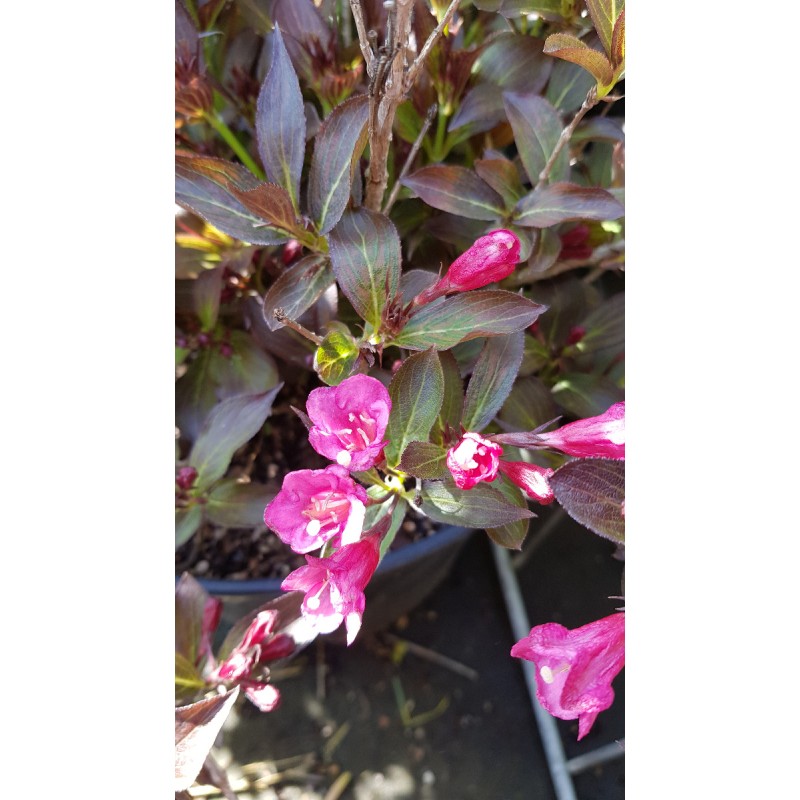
[491,543,579,800]
[566,739,625,775]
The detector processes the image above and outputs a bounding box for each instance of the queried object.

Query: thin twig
[273,308,323,345]
[383,632,479,681]
[348,0,375,77]
[535,86,599,190]
[404,0,462,90]
[382,103,437,214]
[323,771,353,800]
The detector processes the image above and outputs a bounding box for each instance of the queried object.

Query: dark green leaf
[402,166,505,221]
[313,325,365,385]
[308,95,370,234]
[176,505,203,547]
[550,457,624,543]
[176,159,290,245]
[543,34,614,88]
[485,474,531,549]
[420,477,535,528]
[256,25,306,210]
[462,331,525,432]
[437,350,464,434]
[473,0,565,19]
[572,117,625,145]
[384,348,445,468]
[328,208,401,330]
[474,157,525,207]
[209,331,280,400]
[503,92,569,185]
[584,0,624,59]
[206,479,275,527]
[574,293,624,372]
[176,350,215,443]
[546,59,596,113]
[498,375,557,431]
[393,291,548,351]
[262,254,334,331]
[477,32,552,93]
[398,441,449,479]
[551,373,623,418]
[448,84,506,135]
[189,385,283,491]
[514,182,624,227]
[379,500,410,559]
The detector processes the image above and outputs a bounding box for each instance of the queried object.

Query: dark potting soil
[175,403,437,581]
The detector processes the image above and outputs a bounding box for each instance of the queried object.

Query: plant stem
[432,102,448,161]
[535,86,598,191]
[383,103,437,214]
[202,110,266,180]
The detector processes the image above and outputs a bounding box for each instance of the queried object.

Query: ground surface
[202,509,625,800]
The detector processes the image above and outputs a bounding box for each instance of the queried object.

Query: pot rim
[185,524,473,596]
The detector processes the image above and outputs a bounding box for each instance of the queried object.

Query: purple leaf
[550,458,624,543]
[393,290,548,351]
[402,165,505,220]
[189,384,283,491]
[175,688,240,792]
[327,208,401,329]
[262,254,334,331]
[503,92,569,185]
[421,477,535,528]
[543,34,614,87]
[308,95,370,234]
[474,156,525,206]
[477,32,552,94]
[514,182,624,228]
[397,441,449,480]
[462,331,525,432]
[256,25,306,210]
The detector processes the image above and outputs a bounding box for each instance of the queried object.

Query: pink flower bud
[306,375,392,472]
[511,613,624,740]
[176,466,198,491]
[244,683,281,712]
[264,465,368,554]
[558,224,593,261]
[446,432,503,489]
[413,230,521,306]
[498,461,555,504]
[537,402,625,459]
[281,534,381,645]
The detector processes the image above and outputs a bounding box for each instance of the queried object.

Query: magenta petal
[446,432,503,489]
[499,461,555,504]
[511,613,624,740]
[264,465,368,553]
[305,375,391,471]
[245,683,281,712]
[537,402,625,459]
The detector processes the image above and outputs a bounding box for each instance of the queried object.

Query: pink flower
[498,461,555,504]
[281,534,380,645]
[511,613,625,740]
[537,402,625,459]
[209,610,285,712]
[446,432,503,489]
[413,230,521,306]
[306,374,391,471]
[264,465,368,554]
[213,610,280,682]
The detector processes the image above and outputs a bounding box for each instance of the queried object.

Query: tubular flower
[537,402,625,460]
[209,610,285,712]
[511,613,625,740]
[264,465,367,554]
[281,534,380,645]
[306,374,391,471]
[413,229,521,306]
[498,461,555,504]
[446,432,503,489]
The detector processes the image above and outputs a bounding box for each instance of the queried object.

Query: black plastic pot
[195,524,476,636]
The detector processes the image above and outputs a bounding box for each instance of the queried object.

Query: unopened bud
[176,466,198,490]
